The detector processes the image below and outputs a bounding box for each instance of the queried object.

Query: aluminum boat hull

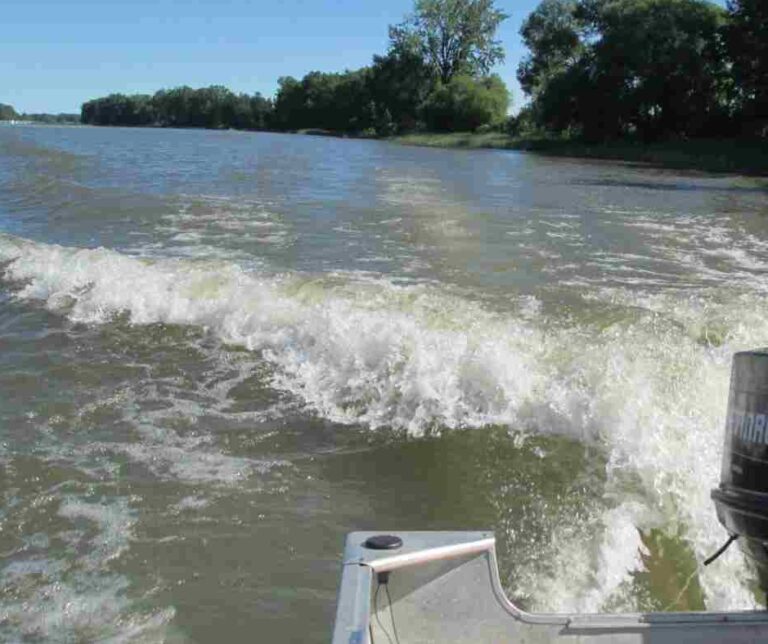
[332,531,768,643]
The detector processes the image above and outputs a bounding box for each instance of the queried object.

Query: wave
[0,232,761,612]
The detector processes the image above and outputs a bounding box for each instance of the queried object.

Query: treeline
[81,87,272,129]
[80,72,509,136]
[0,103,78,124]
[517,0,767,141]
[78,0,766,142]
[273,0,510,134]
[24,113,80,124]
[81,0,511,135]
[272,67,508,134]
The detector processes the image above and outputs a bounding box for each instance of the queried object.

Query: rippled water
[1,124,768,642]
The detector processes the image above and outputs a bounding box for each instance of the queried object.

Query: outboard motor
[712,350,768,596]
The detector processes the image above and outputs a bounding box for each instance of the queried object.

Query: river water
[1,124,767,642]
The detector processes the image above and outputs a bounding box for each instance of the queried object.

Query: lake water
[1,124,768,642]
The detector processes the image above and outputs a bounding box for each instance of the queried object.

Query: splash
[0,232,761,611]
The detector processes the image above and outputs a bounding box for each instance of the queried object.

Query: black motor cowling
[712,349,768,593]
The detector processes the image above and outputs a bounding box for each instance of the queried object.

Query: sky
[0,0,543,114]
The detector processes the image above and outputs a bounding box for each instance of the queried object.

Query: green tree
[249,94,273,129]
[330,69,374,132]
[517,0,582,96]
[153,86,195,127]
[390,0,508,83]
[123,94,155,125]
[302,71,345,128]
[0,103,19,120]
[272,70,373,132]
[81,93,155,126]
[422,73,509,131]
[519,0,732,141]
[727,0,768,135]
[591,0,730,140]
[273,76,306,130]
[369,49,434,132]
[188,86,235,128]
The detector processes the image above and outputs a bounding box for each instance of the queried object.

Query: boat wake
[0,232,761,614]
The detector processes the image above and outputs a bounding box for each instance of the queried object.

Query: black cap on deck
[363,534,403,550]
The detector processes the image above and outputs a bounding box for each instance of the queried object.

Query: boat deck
[333,531,768,643]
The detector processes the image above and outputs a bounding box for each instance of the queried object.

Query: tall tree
[369,49,435,131]
[517,0,582,96]
[422,74,509,130]
[518,0,731,141]
[727,0,768,135]
[390,0,508,83]
[272,77,306,130]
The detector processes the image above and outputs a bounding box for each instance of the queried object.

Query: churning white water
[1,125,767,641]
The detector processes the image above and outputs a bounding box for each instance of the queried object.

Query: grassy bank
[391,132,768,176]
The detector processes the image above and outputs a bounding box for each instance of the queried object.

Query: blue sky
[0,0,541,114]
[1,0,725,115]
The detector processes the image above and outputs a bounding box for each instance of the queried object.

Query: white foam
[517,503,649,613]
[58,497,134,563]
[158,194,296,252]
[617,212,768,292]
[0,495,175,641]
[0,232,763,611]
[174,495,210,511]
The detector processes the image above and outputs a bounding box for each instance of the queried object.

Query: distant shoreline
[293,129,768,177]
[238,128,768,177]
[389,132,768,177]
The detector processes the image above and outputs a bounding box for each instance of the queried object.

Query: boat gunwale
[332,530,768,643]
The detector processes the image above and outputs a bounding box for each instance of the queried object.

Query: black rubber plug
[364,535,403,550]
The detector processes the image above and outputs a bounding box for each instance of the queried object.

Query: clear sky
[1,0,726,115]
[0,0,543,114]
